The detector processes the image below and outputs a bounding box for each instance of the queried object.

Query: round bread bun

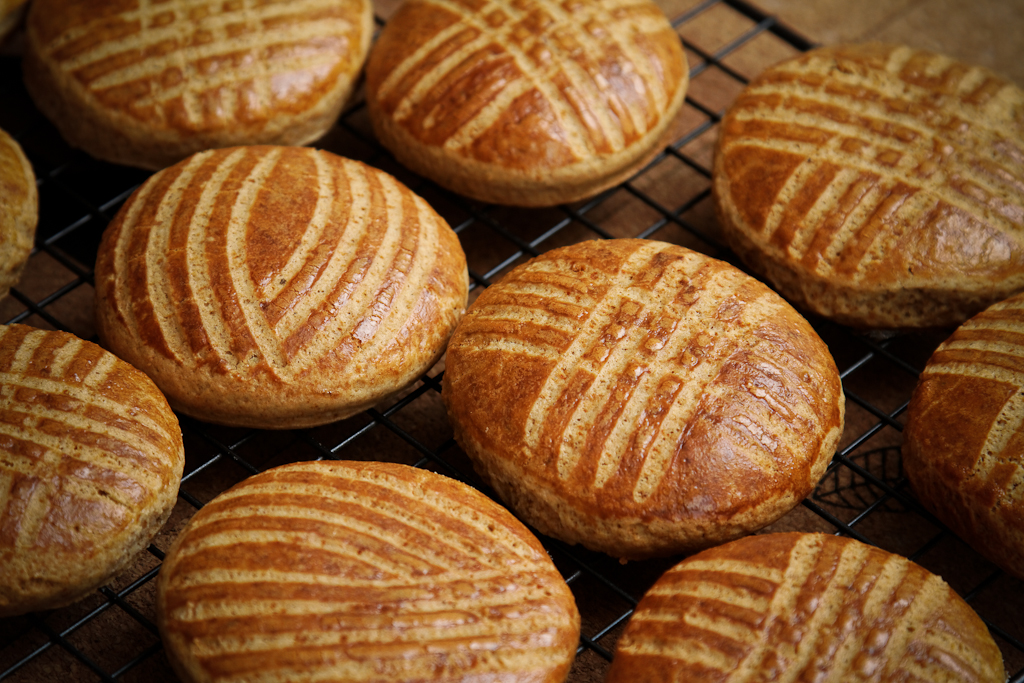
[364,0,688,207]
[23,0,374,170]
[442,239,845,560]
[607,532,1005,683]
[0,126,38,301]
[95,145,469,429]
[903,291,1024,580]
[0,323,184,617]
[157,460,581,683]
[713,43,1024,330]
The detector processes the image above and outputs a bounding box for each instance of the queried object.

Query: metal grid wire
[1,0,1022,680]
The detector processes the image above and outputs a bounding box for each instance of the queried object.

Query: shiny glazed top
[157,461,581,683]
[714,43,1024,327]
[94,145,469,428]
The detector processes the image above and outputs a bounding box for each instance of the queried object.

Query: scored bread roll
[607,533,1006,683]
[157,460,581,683]
[365,0,688,207]
[23,0,374,170]
[0,126,38,301]
[443,239,845,560]
[903,291,1024,580]
[713,43,1024,329]
[94,145,468,429]
[0,324,184,617]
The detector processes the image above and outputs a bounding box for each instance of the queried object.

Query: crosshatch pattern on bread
[365,0,688,206]
[903,291,1024,580]
[157,461,581,683]
[606,533,1006,683]
[0,324,184,617]
[443,239,845,560]
[94,145,469,429]
[0,127,37,302]
[23,0,374,169]
[713,43,1024,330]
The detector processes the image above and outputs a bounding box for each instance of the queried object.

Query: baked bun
[23,0,373,170]
[95,145,468,429]
[903,291,1024,579]
[365,0,688,207]
[713,43,1024,330]
[0,126,38,301]
[157,460,581,683]
[0,324,184,617]
[607,532,1005,683]
[442,239,845,560]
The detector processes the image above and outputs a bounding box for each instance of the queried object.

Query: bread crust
[442,239,845,560]
[94,146,469,429]
[157,460,581,683]
[607,532,1006,683]
[365,0,688,207]
[0,127,37,301]
[23,0,374,170]
[713,43,1024,330]
[903,291,1024,580]
[0,324,184,617]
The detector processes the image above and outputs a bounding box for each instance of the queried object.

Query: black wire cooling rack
[1,0,1022,681]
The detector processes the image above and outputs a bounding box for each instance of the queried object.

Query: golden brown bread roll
[0,126,37,301]
[94,145,469,429]
[607,532,1005,683]
[23,0,373,169]
[0,324,184,617]
[903,291,1024,580]
[365,0,688,207]
[157,460,581,683]
[442,239,845,560]
[713,43,1024,329]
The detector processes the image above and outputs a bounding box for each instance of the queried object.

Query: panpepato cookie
[713,43,1024,329]
[0,324,184,617]
[157,460,581,683]
[23,0,374,169]
[443,239,845,560]
[365,0,688,207]
[0,126,37,301]
[94,145,468,428]
[607,533,1005,683]
[903,291,1024,580]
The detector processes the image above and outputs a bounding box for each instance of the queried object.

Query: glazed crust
[0,127,37,301]
[157,460,581,683]
[23,0,374,170]
[365,0,688,207]
[0,324,184,617]
[94,146,469,429]
[606,533,1006,683]
[903,292,1024,580]
[713,43,1024,330]
[442,239,845,560]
